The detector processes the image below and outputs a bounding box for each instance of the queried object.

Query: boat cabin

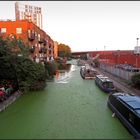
[95,75,116,93]
[107,92,140,139]
[80,64,97,79]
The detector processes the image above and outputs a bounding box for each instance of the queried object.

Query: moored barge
[95,75,116,93]
[107,92,140,139]
[80,64,97,79]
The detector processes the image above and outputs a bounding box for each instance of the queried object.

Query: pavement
[0,90,22,112]
[96,68,140,96]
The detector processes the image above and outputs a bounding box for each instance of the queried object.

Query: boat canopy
[118,95,140,115]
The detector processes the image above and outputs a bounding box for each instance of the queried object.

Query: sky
[0,1,140,52]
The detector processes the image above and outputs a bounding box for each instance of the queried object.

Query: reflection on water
[70,64,76,72]
[55,64,76,84]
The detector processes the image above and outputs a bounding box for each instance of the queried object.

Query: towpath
[97,68,140,96]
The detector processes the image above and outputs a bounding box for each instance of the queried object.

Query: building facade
[53,41,58,58]
[0,20,55,62]
[72,50,140,68]
[15,2,42,29]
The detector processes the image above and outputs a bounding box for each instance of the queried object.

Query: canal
[0,60,133,139]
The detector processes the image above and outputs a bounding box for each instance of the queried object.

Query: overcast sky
[0,1,140,52]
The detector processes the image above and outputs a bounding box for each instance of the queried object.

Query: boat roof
[101,79,113,83]
[81,66,85,68]
[96,75,108,78]
[96,74,104,77]
[117,94,140,114]
[84,64,97,71]
[96,75,112,83]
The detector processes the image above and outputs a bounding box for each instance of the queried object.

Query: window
[28,29,31,34]
[1,28,6,33]
[38,44,40,49]
[35,32,37,37]
[32,30,35,34]
[38,34,40,40]
[28,29,31,38]
[16,28,22,34]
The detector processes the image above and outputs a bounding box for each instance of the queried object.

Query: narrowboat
[80,64,97,79]
[95,74,116,93]
[107,92,140,139]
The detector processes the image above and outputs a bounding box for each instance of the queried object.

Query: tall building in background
[15,2,42,29]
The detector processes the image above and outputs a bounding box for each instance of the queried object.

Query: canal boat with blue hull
[80,64,97,80]
[107,92,140,139]
[95,75,116,93]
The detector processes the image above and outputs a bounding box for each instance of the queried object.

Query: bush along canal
[0,60,133,139]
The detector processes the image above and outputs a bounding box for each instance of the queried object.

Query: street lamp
[136,38,139,46]
[134,38,140,68]
[104,45,108,63]
[104,46,106,63]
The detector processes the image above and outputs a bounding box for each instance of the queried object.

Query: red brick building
[72,50,140,68]
[0,20,55,62]
[89,50,140,68]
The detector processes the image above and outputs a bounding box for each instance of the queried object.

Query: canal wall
[100,63,140,81]
[0,91,22,112]
[97,67,140,96]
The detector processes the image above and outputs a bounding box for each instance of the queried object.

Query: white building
[15,2,43,29]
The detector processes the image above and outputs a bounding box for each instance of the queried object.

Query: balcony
[28,33,35,41]
[43,48,47,54]
[43,40,47,46]
[29,46,35,53]
[39,47,47,54]
[48,47,53,51]
[38,38,44,44]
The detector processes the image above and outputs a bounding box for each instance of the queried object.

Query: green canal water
[0,60,133,139]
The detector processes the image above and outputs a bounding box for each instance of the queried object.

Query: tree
[0,37,11,57]
[0,37,47,93]
[58,43,71,58]
[14,56,47,92]
[44,61,58,79]
[131,73,140,88]
[6,35,30,57]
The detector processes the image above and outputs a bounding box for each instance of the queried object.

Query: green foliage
[6,36,30,57]
[0,37,11,57]
[54,58,69,70]
[14,56,47,92]
[0,37,47,93]
[131,73,140,87]
[58,43,71,58]
[16,39,30,57]
[44,61,58,79]
[58,51,65,58]
[0,56,16,79]
[57,62,66,70]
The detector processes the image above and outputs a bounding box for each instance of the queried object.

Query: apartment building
[0,20,55,62]
[15,2,42,29]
